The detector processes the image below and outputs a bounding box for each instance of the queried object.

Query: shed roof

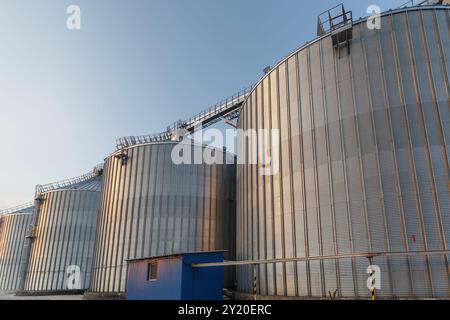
[126,250,227,263]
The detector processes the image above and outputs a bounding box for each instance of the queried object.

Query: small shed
[125,251,225,300]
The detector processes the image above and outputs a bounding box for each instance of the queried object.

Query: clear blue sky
[0,0,401,209]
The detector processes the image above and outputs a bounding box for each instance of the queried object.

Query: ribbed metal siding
[236,7,450,298]
[23,189,100,292]
[89,142,236,294]
[0,213,33,291]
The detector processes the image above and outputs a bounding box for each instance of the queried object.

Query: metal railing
[0,202,35,216]
[317,4,353,36]
[179,86,253,131]
[115,86,253,150]
[116,131,174,150]
[35,164,103,194]
[398,0,443,8]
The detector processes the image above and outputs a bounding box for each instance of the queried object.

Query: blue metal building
[125,251,225,300]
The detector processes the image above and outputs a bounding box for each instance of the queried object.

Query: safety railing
[115,85,253,150]
[317,4,353,37]
[0,202,35,216]
[35,164,103,194]
[116,131,174,150]
[397,0,441,9]
[179,86,253,131]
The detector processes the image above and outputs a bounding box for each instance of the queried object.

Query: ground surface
[0,292,83,300]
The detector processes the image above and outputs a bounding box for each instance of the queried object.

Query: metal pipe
[192,250,450,268]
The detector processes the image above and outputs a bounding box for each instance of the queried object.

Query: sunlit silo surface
[236,5,450,298]
[0,204,34,291]
[22,168,102,293]
[88,141,236,297]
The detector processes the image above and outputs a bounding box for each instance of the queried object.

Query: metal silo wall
[89,142,236,294]
[236,7,450,299]
[0,214,33,291]
[23,190,100,292]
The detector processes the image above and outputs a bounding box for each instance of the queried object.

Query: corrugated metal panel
[236,6,450,298]
[89,142,236,295]
[22,175,102,293]
[0,213,33,291]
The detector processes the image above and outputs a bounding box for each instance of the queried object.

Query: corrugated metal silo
[0,203,34,291]
[88,141,236,298]
[21,167,103,294]
[236,5,450,299]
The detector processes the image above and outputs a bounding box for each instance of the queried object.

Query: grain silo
[20,166,103,294]
[87,141,236,298]
[236,4,450,299]
[0,203,34,292]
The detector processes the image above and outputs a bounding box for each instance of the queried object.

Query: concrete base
[83,291,125,300]
[15,289,85,296]
[0,292,83,300]
[232,291,450,300]
[232,291,336,300]
[0,290,17,294]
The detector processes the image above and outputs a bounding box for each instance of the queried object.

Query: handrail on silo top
[35,163,103,194]
[115,85,253,150]
[317,3,353,36]
[397,0,443,9]
[0,202,35,216]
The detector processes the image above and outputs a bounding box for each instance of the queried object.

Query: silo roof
[0,202,35,216]
[36,165,103,194]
